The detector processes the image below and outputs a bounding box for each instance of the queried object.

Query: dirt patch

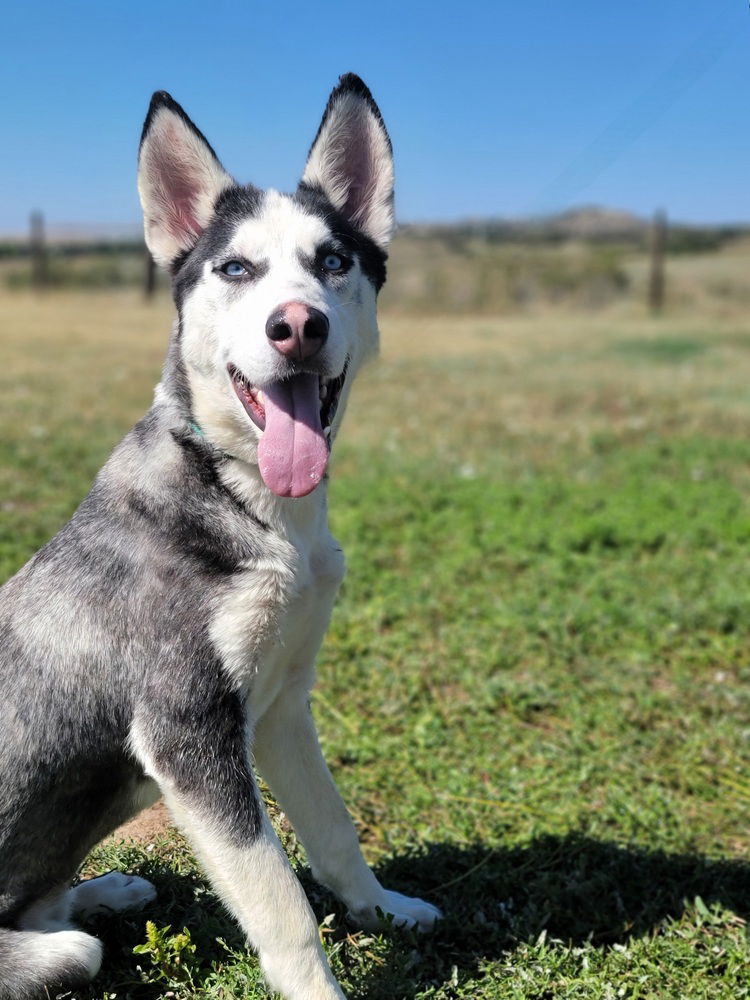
[111,800,173,843]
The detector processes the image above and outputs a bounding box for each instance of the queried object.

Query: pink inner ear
[152,127,205,243]
[340,119,374,223]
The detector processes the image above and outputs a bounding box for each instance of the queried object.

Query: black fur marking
[168,428,271,530]
[294,185,387,290]
[124,487,241,578]
[132,407,160,446]
[172,185,264,295]
[296,250,316,276]
[141,658,262,841]
[296,246,353,283]
[123,427,266,577]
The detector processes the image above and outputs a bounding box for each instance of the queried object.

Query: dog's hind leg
[0,926,102,1000]
[1,887,103,1000]
[253,690,442,933]
[132,703,345,1000]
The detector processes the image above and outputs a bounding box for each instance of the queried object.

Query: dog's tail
[0,926,102,1000]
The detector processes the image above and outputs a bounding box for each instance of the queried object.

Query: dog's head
[138,74,393,499]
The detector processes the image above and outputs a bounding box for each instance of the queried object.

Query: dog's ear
[301,74,394,251]
[138,92,234,269]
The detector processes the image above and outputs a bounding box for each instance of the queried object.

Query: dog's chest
[210,516,346,719]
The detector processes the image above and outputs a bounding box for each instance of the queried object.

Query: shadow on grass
[358,834,750,996]
[78,834,750,999]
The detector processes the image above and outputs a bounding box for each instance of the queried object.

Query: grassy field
[6,230,750,316]
[2,287,750,998]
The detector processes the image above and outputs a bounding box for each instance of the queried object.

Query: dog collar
[187,420,240,462]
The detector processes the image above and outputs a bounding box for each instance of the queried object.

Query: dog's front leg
[132,708,345,1000]
[253,691,442,932]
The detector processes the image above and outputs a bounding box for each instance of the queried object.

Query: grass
[2,288,750,997]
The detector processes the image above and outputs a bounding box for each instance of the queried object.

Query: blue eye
[323,253,344,272]
[221,260,247,277]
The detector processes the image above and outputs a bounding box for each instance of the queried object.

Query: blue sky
[1,1,748,231]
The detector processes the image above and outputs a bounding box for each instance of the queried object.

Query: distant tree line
[0,239,146,260]
[400,217,749,255]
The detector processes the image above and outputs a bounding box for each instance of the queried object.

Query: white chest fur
[210,464,346,723]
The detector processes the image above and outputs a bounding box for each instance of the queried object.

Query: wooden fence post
[648,209,667,315]
[30,211,48,291]
[144,248,157,300]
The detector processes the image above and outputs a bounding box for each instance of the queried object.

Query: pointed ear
[138,92,234,269]
[301,74,395,251]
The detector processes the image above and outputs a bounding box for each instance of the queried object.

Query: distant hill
[542,206,648,238]
[401,206,750,251]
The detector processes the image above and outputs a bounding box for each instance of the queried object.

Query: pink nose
[265,301,329,361]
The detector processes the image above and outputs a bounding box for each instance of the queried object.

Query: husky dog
[0,75,440,1000]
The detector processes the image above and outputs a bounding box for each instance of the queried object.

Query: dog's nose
[265,302,329,361]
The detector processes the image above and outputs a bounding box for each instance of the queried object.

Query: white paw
[348,889,442,933]
[71,872,157,920]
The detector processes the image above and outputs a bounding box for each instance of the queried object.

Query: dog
[0,74,441,1000]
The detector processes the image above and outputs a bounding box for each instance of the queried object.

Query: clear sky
[2,1,749,232]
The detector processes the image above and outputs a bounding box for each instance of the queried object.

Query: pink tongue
[257,374,329,498]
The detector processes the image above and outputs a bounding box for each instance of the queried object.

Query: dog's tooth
[257,389,264,405]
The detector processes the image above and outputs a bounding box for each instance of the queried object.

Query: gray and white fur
[0,75,440,1000]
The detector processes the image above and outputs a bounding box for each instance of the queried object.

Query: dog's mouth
[228,362,347,499]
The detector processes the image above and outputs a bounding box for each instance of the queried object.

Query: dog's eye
[322,254,344,272]
[220,261,248,277]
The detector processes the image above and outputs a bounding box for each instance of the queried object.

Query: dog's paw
[348,889,442,933]
[71,872,157,919]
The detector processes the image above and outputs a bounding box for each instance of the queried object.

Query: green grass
[2,292,750,997]
[610,336,708,363]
